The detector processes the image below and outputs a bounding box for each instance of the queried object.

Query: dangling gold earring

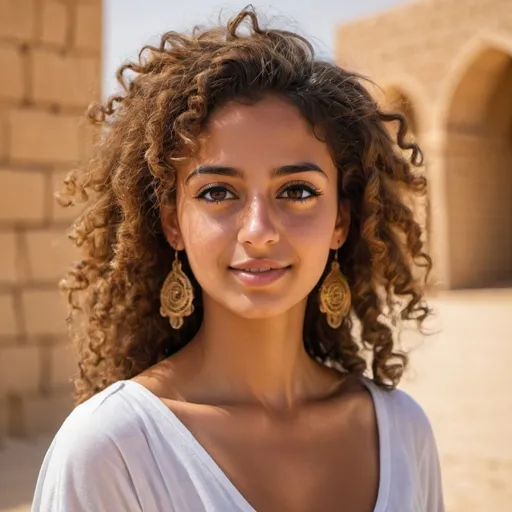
[318,248,351,328]
[160,250,194,329]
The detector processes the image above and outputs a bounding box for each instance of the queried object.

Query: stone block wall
[0,0,101,443]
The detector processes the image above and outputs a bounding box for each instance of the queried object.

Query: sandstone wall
[0,0,101,443]
[336,0,512,289]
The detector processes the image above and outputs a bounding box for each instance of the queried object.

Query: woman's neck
[171,297,341,411]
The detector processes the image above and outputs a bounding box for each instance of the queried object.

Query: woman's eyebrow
[273,162,328,179]
[184,161,327,184]
[184,165,241,184]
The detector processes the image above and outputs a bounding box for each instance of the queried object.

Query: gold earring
[318,249,351,328]
[160,250,194,329]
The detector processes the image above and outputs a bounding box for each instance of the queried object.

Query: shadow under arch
[440,35,512,288]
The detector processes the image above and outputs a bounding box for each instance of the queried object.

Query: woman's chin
[223,294,305,320]
[201,284,310,320]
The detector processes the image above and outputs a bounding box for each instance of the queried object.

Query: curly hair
[59,7,432,404]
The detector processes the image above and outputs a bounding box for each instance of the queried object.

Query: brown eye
[286,187,306,200]
[210,189,227,201]
[197,185,236,203]
[278,183,320,202]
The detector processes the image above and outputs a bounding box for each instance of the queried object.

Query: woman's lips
[228,266,291,286]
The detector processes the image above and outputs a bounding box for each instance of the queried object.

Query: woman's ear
[160,202,184,251]
[331,199,351,250]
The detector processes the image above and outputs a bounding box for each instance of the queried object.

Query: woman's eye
[279,184,320,202]
[197,186,236,203]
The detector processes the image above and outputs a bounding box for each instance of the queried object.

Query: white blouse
[32,378,445,511]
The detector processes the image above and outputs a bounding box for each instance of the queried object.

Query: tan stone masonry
[0,0,101,443]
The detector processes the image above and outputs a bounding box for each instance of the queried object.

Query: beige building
[0,0,511,510]
[336,0,512,509]
[336,0,512,290]
[0,0,102,440]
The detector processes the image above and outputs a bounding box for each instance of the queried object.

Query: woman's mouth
[236,267,274,273]
[228,262,292,286]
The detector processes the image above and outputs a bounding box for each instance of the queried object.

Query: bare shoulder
[131,356,195,403]
[131,341,218,406]
[323,374,380,435]
[348,376,380,429]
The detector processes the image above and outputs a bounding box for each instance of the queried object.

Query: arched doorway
[445,47,512,288]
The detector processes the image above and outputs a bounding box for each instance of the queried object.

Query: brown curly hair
[59,7,432,404]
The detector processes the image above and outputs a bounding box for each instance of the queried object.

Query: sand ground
[1,288,511,512]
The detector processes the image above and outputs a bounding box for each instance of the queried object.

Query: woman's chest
[170,399,380,512]
[211,434,379,512]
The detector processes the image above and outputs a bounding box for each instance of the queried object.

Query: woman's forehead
[176,98,333,176]
[204,96,312,140]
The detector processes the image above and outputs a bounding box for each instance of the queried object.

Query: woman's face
[163,95,349,319]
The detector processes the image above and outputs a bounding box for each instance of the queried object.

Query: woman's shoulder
[360,377,444,491]
[363,377,431,421]
[362,377,436,450]
[33,381,151,510]
[54,380,147,450]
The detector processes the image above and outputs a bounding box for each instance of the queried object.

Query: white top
[32,378,445,512]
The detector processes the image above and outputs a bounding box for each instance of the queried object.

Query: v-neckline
[122,377,391,512]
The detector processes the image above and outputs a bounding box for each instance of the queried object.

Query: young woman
[32,8,444,512]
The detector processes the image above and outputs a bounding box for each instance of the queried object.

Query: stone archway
[444,46,512,288]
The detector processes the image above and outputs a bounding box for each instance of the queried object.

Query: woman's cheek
[282,207,336,243]
[181,210,232,262]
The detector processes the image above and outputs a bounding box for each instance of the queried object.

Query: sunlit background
[1,0,511,511]
[102,0,411,96]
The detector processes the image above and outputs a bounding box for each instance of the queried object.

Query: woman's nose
[237,196,280,248]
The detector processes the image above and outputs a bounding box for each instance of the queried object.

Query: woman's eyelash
[195,184,237,203]
[279,181,323,202]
